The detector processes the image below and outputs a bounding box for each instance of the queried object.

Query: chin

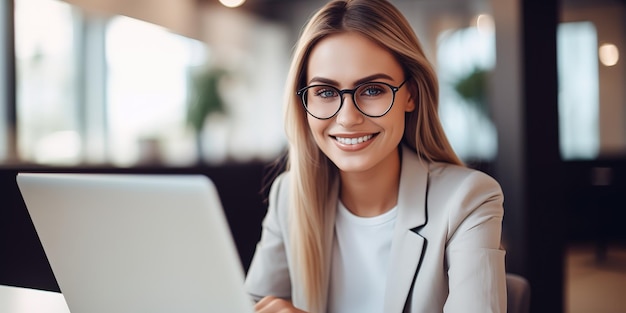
[331,157,375,174]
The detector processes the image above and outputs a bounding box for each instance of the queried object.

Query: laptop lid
[16,172,254,313]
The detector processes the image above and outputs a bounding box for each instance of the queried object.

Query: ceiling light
[599,43,619,67]
[219,0,246,8]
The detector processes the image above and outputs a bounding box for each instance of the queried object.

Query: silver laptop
[16,172,255,313]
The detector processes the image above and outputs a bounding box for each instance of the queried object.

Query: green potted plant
[186,66,228,163]
[453,67,490,118]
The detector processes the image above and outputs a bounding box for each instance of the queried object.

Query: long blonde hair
[281,0,462,310]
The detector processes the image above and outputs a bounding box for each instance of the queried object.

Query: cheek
[306,116,326,141]
[384,108,408,138]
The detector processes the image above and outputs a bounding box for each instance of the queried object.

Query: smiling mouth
[333,134,376,145]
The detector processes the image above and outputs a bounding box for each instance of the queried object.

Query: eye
[359,83,387,97]
[312,86,339,99]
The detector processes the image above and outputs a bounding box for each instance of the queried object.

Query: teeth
[335,135,373,145]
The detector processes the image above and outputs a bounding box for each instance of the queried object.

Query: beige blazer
[245,146,507,312]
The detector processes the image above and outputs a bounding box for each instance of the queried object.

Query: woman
[244,0,506,312]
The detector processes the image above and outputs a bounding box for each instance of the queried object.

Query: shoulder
[427,162,504,232]
[400,145,500,195]
[266,171,292,224]
[399,146,503,211]
[424,162,504,225]
[428,162,502,197]
[269,171,291,199]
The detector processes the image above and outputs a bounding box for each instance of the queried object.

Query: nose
[335,94,364,127]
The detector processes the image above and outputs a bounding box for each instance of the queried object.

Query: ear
[405,97,416,112]
[403,81,418,112]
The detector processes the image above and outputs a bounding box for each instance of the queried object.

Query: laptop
[16,172,255,313]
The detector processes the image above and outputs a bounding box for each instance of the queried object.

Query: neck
[339,148,401,217]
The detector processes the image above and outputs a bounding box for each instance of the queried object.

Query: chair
[506,273,531,313]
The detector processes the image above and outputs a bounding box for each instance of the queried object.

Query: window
[105,16,206,166]
[557,21,600,160]
[12,0,289,167]
[436,18,498,162]
[15,0,79,164]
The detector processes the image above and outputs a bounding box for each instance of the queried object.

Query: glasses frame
[297,79,407,120]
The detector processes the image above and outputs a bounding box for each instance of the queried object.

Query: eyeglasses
[297,79,407,120]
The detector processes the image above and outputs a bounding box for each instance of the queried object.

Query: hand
[254,296,308,313]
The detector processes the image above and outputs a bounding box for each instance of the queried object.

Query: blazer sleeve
[244,173,292,302]
[443,171,507,313]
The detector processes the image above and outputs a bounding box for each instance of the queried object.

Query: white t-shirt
[327,201,398,313]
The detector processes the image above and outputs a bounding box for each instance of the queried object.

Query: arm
[244,174,293,302]
[444,171,507,313]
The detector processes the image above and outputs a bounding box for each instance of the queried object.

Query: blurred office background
[1,0,625,312]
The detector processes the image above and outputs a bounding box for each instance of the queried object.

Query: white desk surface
[0,285,70,313]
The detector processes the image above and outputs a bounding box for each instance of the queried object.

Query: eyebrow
[307,73,396,87]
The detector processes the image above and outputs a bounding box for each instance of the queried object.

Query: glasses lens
[302,85,341,119]
[354,83,394,117]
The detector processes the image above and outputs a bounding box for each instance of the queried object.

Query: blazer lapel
[383,146,429,312]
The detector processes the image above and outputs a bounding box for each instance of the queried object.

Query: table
[0,285,70,313]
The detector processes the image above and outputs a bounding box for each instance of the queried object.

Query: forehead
[305,32,403,85]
